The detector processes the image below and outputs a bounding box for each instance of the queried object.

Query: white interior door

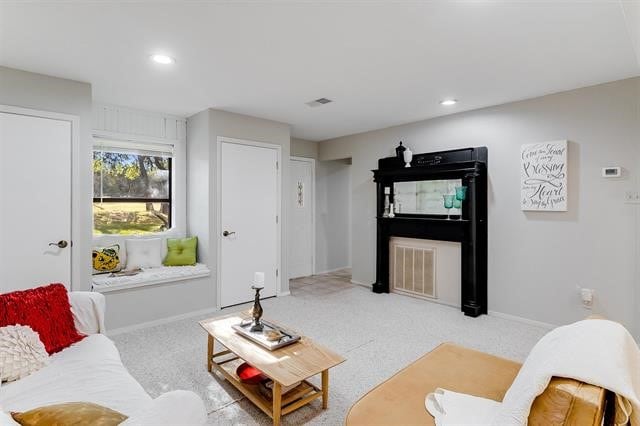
[289,158,314,278]
[220,140,279,308]
[0,111,72,291]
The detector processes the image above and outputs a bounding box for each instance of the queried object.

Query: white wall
[291,137,318,159]
[93,104,187,141]
[187,109,291,306]
[186,110,212,267]
[0,66,93,292]
[315,159,352,273]
[319,77,640,335]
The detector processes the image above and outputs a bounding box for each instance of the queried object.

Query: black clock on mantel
[371,147,488,317]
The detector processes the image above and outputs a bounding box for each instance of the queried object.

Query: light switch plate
[602,167,621,178]
[625,191,640,204]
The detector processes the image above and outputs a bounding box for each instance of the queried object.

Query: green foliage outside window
[93,150,171,235]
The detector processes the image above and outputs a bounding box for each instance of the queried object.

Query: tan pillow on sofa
[529,377,607,426]
[12,402,127,426]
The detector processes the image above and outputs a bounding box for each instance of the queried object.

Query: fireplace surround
[372,147,488,317]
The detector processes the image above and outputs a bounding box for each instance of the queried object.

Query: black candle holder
[250,285,264,332]
[395,141,406,159]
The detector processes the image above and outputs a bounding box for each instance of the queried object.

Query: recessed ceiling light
[440,99,457,106]
[150,54,175,65]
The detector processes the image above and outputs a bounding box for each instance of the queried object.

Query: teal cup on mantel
[454,186,467,220]
[443,194,455,220]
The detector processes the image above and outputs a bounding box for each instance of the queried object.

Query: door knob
[49,240,69,248]
[223,231,236,237]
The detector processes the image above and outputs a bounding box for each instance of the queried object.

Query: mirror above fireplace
[393,179,462,215]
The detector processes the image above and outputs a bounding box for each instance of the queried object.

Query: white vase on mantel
[404,149,413,167]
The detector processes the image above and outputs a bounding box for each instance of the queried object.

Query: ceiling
[1,1,639,141]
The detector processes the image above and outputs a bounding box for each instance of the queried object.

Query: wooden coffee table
[199,313,345,426]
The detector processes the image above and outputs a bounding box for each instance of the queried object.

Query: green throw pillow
[164,237,197,266]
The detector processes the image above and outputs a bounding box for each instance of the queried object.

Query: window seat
[92,264,210,293]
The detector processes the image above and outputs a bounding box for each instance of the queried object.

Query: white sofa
[0,292,207,425]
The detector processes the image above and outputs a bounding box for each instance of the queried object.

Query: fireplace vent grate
[390,243,436,299]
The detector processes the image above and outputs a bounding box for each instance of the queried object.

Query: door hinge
[276,161,279,170]
[276,269,279,277]
[276,215,278,224]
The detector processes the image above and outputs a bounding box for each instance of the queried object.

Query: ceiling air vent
[306,97,333,107]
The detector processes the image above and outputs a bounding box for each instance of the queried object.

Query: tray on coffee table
[232,320,300,350]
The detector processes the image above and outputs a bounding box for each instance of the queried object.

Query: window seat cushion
[91,264,210,293]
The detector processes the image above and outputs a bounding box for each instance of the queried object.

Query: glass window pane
[93,202,170,235]
[93,151,170,199]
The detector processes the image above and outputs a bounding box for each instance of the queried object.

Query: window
[93,139,173,235]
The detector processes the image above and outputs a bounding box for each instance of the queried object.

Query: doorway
[0,106,76,291]
[217,137,281,308]
[289,156,315,278]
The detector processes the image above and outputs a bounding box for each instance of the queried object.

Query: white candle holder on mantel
[388,203,395,218]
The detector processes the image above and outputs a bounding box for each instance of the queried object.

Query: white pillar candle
[254,272,265,286]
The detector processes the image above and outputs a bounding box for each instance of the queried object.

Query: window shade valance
[93,138,174,157]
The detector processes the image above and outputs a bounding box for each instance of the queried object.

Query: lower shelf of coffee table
[211,351,322,418]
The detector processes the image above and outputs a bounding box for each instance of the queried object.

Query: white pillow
[126,238,163,269]
[0,325,49,382]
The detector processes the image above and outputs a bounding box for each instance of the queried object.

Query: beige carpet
[111,270,548,425]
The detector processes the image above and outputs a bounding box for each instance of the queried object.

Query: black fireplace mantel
[372,147,488,317]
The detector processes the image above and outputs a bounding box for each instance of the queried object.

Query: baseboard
[106,306,220,336]
[488,310,556,330]
[386,287,462,309]
[349,283,555,329]
[278,291,291,297]
[417,296,459,309]
[350,279,369,288]
[314,266,351,275]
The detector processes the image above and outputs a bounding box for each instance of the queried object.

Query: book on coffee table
[258,379,301,400]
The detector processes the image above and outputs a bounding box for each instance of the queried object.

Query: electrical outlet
[580,288,594,309]
[625,191,640,204]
